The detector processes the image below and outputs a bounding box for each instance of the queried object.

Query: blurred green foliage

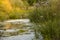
[29,0,60,40]
[0,0,30,21]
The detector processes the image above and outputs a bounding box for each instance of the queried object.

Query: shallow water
[0,19,35,40]
[0,19,43,40]
[0,32,35,40]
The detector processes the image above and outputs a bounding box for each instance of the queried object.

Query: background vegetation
[29,0,60,40]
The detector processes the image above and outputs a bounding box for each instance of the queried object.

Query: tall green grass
[29,0,60,40]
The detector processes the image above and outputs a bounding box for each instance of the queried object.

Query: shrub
[29,0,60,40]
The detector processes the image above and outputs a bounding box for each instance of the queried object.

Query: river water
[0,19,43,40]
[0,19,35,40]
[0,32,35,40]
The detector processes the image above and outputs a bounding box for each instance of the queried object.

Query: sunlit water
[0,32,35,40]
[0,19,43,40]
